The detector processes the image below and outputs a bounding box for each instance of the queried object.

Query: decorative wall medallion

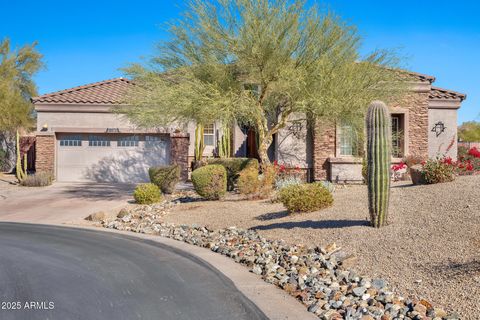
[431,121,446,137]
[288,121,303,139]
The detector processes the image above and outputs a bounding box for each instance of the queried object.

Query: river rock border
[102,201,459,320]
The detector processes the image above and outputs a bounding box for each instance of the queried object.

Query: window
[145,135,163,148]
[118,135,139,147]
[89,135,110,147]
[59,135,82,147]
[391,114,405,158]
[203,123,215,146]
[338,124,360,156]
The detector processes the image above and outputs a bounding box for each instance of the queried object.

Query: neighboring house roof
[429,86,467,101]
[31,78,134,105]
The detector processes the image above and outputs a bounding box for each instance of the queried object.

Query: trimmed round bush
[133,183,162,204]
[148,165,181,194]
[191,164,227,200]
[279,183,333,213]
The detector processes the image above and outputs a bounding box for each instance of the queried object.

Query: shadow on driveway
[58,183,135,201]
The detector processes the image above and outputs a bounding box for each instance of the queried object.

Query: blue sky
[1,0,478,123]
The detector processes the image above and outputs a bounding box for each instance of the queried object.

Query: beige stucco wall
[37,111,135,131]
[276,114,309,168]
[428,108,458,159]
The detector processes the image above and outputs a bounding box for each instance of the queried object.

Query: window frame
[391,114,405,158]
[59,135,82,147]
[338,124,357,156]
[203,123,215,146]
[88,135,111,147]
[117,135,139,147]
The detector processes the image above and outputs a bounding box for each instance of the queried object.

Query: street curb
[37,222,317,320]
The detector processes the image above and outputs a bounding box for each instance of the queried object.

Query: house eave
[34,103,128,113]
[428,99,462,110]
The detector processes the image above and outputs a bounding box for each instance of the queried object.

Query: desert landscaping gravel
[160,175,480,319]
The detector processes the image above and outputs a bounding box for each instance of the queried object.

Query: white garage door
[56,133,170,183]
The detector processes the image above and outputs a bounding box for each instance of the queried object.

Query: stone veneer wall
[390,92,429,158]
[312,91,430,181]
[312,122,336,181]
[170,133,190,181]
[35,133,55,176]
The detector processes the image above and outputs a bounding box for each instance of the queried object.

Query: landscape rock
[101,197,459,320]
[85,211,107,222]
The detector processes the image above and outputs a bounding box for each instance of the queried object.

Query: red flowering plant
[273,161,304,190]
[456,146,480,175]
[391,162,407,181]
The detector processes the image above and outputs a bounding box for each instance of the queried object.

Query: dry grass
[165,175,480,319]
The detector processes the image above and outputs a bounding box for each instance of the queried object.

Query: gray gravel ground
[165,175,480,319]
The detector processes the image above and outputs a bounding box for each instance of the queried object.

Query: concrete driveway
[0,223,266,320]
[0,182,133,224]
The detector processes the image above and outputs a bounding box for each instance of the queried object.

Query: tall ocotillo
[366,101,392,228]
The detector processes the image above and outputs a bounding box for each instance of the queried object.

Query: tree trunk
[257,133,272,165]
[0,131,16,172]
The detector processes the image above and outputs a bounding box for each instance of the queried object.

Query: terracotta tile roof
[402,70,435,83]
[429,86,466,101]
[31,78,134,104]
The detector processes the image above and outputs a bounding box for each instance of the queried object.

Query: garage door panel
[57,134,170,183]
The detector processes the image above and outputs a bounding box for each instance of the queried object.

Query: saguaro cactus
[366,101,392,228]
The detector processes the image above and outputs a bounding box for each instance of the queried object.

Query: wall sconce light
[41,123,48,132]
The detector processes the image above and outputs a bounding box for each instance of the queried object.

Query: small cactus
[15,130,27,182]
[366,101,392,228]
[218,125,231,158]
[194,123,205,161]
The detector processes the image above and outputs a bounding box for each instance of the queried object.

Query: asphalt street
[0,223,267,320]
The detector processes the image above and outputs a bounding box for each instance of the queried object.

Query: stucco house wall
[428,108,458,159]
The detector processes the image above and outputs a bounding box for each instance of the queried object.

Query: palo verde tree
[0,38,43,171]
[122,0,405,164]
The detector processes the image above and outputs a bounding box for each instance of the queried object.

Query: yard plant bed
[163,175,479,319]
[102,176,480,319]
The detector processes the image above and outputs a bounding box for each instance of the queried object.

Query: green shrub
[148,165,180,194]
[191,164,227,200]
[238,164,276,199]
[279,183,333,213]
[206,158,259,191]
[20,172,53,187]
[133,183,162,204]
[0,149,7,171]
[423,159,455,184]
[238,165,260,195]
[361,157,367,183]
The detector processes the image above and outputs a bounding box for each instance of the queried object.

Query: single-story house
[32,72,465,183]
